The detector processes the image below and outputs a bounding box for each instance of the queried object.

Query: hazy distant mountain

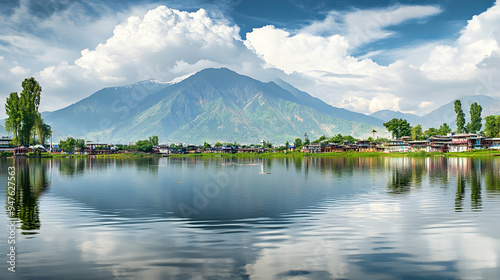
[370,110,422,126]
[42,68,386,144]
[371,95,500,129]
[0,125,7,137]
[420,95,499,129]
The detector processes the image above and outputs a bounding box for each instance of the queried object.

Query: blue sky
[0,0,499,119]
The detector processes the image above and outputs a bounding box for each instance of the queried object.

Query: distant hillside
[371,95,500,130]
[370,110,422,126]
[41,68,387,144]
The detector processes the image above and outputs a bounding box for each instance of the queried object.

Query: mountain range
[370,95,500,129]
[4,68,499,144]
[41,68,387,144]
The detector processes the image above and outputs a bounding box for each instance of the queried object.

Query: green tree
[371,129,377,139]
[467,102,482,134]
[214,142,222,147]
[484,115,500,138]
[33,113,51,144]
[437,123,452,136]
[425,127,438,138]
[411,124,424,140]
[5,92,21,146]
[76,139,86,153]
[294,138,303,148]
[18,78,42,146]
[149,135,159,146]
[285,141,289,148]
[202,142,211,150]
[454,100,467,133]
[134,140,153,152]
[59,137,77,154]
[367,136,375,142]
[383,118,411,139]
[303,132,310,145]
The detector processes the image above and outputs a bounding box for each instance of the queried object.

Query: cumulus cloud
[10,66,31,76]
[420,3,500,81]
[301,5,442,48]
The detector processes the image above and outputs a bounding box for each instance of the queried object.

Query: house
[484,138,500,149]
[157,145,171,154]
[14,147,31,155]
[237,147,266,153]
[322,142,342,153]
[355,140,377,152]
[0,137,12,148]
[302,143,321,153]
[449,134,484,152]
[286,145,295,152]
[426,136,451,153]
[408,140,427,152]
[385,139,410,153]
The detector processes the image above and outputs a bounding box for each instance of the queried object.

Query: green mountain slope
[42,68,387,144]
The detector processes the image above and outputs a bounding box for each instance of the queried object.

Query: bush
[0,151,13,157]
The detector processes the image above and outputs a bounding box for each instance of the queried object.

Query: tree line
[383,100,500,139]
[5,78,51,146]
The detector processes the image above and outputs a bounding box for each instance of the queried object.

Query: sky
[1,0,500,119]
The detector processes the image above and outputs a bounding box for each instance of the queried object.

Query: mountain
[42,68,387,144]
[371,95,500,129]
[420,95,499,129]
[370,110,422,126]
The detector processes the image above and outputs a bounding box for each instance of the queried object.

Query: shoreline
[3,150,500,159]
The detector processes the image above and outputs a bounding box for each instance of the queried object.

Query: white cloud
[301,5,442,48]
[10,65,31,76]
[420,3,500,81]
[71,6,248,83]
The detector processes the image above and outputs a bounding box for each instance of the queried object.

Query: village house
[322,142,342,153]
[483,138,500,150]
[302,143,321,153]
[385,138,410,153]
[450,134,484,152]
[0,136,11,148]
[355,140,377,152]
[408,140,427,152]
[426,136,451,153]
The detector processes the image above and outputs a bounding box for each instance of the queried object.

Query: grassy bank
[3,150,500,159]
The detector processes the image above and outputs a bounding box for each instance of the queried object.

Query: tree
[454,100,467,133]
[383,118,411,139]
[149,135,159,146]
[18,78,42,146]
[214,142,222,147]
[467,102,482,134]
[134,140,153,152]
[76,139,86,153]
[425,127,438,138]
[202,142,211,150]
[411,124,424,140]
[294,138,303,148]
[5,92,21,146]
[303,132,310,145]
[33,113,51,144]
[371,129,377,139]
[484,115,500,138]
[367,136,375,142]
[285,141,289,148]
[59,137,77,154]
[437,123,452,136]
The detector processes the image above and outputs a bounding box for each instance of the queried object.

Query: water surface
[1,156,500,279]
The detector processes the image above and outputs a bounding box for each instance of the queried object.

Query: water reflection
[6,159,51,234]
[2,156,500,280]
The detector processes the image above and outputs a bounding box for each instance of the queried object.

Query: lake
[1,156,500,279]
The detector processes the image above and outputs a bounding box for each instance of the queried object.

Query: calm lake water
[1,156,500,279]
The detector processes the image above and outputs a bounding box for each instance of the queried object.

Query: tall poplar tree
[454,100,467,133]
[467,102,482,134]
